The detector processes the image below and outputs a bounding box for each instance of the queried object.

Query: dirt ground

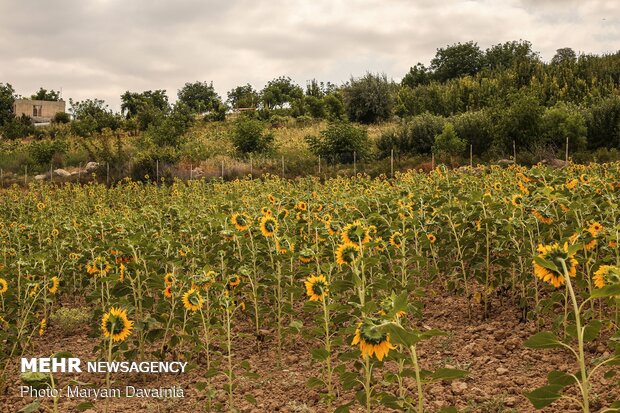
[2,290,618,413]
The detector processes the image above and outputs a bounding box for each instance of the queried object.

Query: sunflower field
[2,163,620,412]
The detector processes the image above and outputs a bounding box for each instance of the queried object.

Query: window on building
[33,105,42,117]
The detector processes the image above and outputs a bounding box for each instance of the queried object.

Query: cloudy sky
[0,0,618,110]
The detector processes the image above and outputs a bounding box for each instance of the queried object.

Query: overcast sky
[0,0,618,111]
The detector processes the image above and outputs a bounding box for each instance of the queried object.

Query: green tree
[227,84,259,110]
[586,96,620,150]
[177,81,223,114]
[231,118,274,154]
[343,73,394,124]
[430,41,484,82]
[433,123,466,163]
[0,82,15,126]
[484,40,539,70]
[260,76,303,109]
[541,103,587,152]
[551,47,577,66]
[323,93,345,120]
[69,98,121,137]
[305,121,370,163]
[494,92,544,152]
[31,88,61,101]
[452,110,494,155]
[1,114,35,140]
[401,63,431,88]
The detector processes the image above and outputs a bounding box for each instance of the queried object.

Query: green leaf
[583,320,603,342]
[591,284,620,299]
[76,402,95,411]
[18,402,41,413]
[524,332,565,349]
[547,370,576,387]
[380,322,417,347]
[311,347,329,361]
[439,408,459,413]
[525,384,563,409]
[51,351,73,359]
[533,256,558,273]
[244,395,257,405]
[430,368,468,381]
[307,376,325,389]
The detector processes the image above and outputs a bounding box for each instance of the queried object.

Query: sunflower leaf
[547,370,576,387]
[533,256,558,273]
[591,284,620,299]
[583,320,603,342]
[525,384,564,409]
[379,323,417,347]
[430,368,468,381]
[524,331,565,349]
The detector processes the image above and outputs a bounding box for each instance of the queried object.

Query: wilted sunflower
[351,318,395,361]
[511,194,523,207]
[341,220,370,245]
[182,289,203,312]
[587,222,603,237]
[231,213,250,231]
[335,242,360,265]
[299,249,314,263]
[389,232,403,248]
[0,278,8,294]
[48,276,59,294]
[101,307,133,342]
[304,275,329,301]
[227,274,241,290]
[259,215,278,237]
[593,265,620,289]
[533,243,578,288]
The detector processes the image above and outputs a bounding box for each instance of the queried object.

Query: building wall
[13,99,66,122]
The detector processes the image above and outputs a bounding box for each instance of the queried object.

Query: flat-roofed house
[13,99,66,123]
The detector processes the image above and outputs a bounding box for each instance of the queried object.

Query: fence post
[565,136,569,163]
[353,151,357,176]
[470,144,473,168]
[431,153,435,170]
[513,140,516,164]
[190,164,193,180]
[78,163,82,181]
[25,165,27,186]
[1,168,3,187]
[318,155,321,175]
[106,162,110,186]
[50,163,53,183]
[221,160,224,180]
[390,149,394,178]
[250,155,253,177]
[281,156,284,178]
[156,159,159,182]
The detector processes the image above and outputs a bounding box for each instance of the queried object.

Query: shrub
[305,121,370,163]
[52,112,71,124]
[376,113,445,157]
[232,118,274,155]
[433,123,466,162]
[28,139,69,166]
[343,73,394,124]
[49,307,91,335]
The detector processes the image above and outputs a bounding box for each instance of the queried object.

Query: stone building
[13,99,66,123]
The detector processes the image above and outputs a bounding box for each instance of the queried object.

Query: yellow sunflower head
[101,307,133,342]
[341,220,370,245]
[259,215,278,237]
[304,275,329,301]
[389,232,403,248]
[193,271,216,291]
[533,243,578,288]
[335,242,360,266]
[182,289,203,312]
[587,222,603,237]
[48,276,59,294]
[267,194,276,204]
[164,273,175,286]
[593,265,620,289]
[351,318,395,361]
[163,285,173,298]
[231,213,250,231]
[296,201,307,211]
[511,194,523,207]
[226,274,241,289]
[427,233,437,244]
[0,277,8,294]
[261,206,272,216]
[39,318,46,337]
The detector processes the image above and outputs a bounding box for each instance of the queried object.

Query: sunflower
[566,179,579,190]
[325,221,339,236]
[341,220,370,245]
[379,296,407,319]
[119,263,125,282]
[593,265,620,289]
[335,242,360,265]
[163,286,173,298]
[296,201,307,211]
[533,243,578,288]
[259,215,278,237]
[493,182,502,191]
[39,318,46,337]
[585,239,598,250]
[304,275,329,301]
[227,274,241,290]
[511,194,523,207]
[427,233,436,244]
[231,213,250,231]
[587,222,603,237]
[267,194,276,204]
[351,318,395,361]
[0,278,7,294]
[86,256,111,277]
[531,210,554,225]
[192,271,215,291]
[164,273,175,286]
[299,249,314,263]
[182,289,203,312]
[580,174,589,183]
[51,228,59,237]
[48,276,59,294]
[389,232,403,248]
[261,206,272,216]
[101,307,133,342]
[277,208,289,220]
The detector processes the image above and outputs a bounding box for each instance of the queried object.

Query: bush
[232,118,274,155]
[1,115,35,140]
[376,113,445,156]
[52,112,71,124]
[49,307,91,335]
[28,139,69,166]
[343,73,394,124]
[305,121,370,163]
[433,123,466,161]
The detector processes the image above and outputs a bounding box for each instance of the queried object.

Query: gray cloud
[0,0,617,110]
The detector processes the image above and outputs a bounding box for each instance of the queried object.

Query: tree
[120,90,170,131]
[69,98,121,137]
[1,114,35,139]
[31,88,61,101]
[402,63,431,88]
[305,121,370,163]
[323,93,345,120]
[494,92,544,152]
[231,118,274,154]
[146,102,194,148]
[430,41,484,82]
[227,84,259,110]
[552,48,577,65]
[177,81,224,114]
[541,103,587,152]
[586,96,620,150]
[484,40,539,70]
[343,73,394,124]
[0,82,15,126]
[260,76,303,109]
[433,123,466,163]
[452,110,494,155]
